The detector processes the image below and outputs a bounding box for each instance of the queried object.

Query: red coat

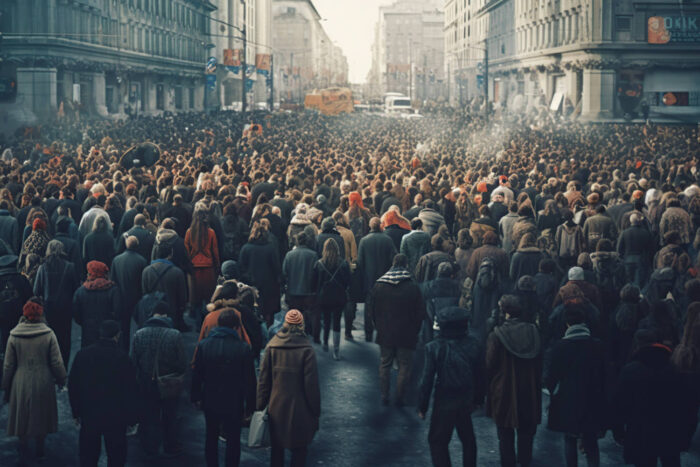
[185,227,220,270]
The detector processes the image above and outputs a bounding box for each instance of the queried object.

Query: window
[175,86,183,109]
[189,87,195,109]
[615,16,631,32]
[156,84,165,110]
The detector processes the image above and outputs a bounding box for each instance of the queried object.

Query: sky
[312,0,396,84]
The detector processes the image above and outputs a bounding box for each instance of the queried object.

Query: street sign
[477,62,484,73]
[206,57,217,74]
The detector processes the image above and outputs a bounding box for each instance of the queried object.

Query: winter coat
[313,259,351,307]
[221,215,249,262]
[73,280,122,348]
[486,319,542,428]
[414,251,453,283]
[150,228,192,274]
[469,218,497,248]
[0,267,33,337]
[553,280,602,313]
[384,224,410,253]
[239,235,281,295]
[0,210,19,254]
[185,227,220,270]
[613,345,697,464]
[198,299,251,347]
[466,244,509,281]
[555,223,585,260]
[54,232,82,275]
[548,301,601,345]
[510,247,544,283]
[116,225,155,261]
[131,316,187,392]
[510,217,538,253]
[368,276,425,349]
[141,260,187,319]
[544,328,606,434]
[316,229,346,259]
[617,225,654,261]
[82,230,115,267]
[282,246,318,297]
[659,206,693,246]
[257,329,321,449]
[2,318,66,436]
[68,338,138,430]
[33,257,79,327]
[19,230,50,273]
[418,208,446,237]
[582,214,617,251]
[336,225,357,266]
[191,326,256,415]
[499,213,519,254]
[400,230,431,275]
[356,232,397,298]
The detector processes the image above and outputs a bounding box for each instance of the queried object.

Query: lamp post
[240,0,247,123]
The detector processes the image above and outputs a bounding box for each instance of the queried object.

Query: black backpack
[135,265,171,327]
[437,339,474,392]
[476,258,496,289]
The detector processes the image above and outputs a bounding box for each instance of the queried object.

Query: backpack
[317,262,347,305]
[594,255,622,293]
[437,340,474,392]
[135,265,172,327]
[476,258,496,289]
[558,226,579,259]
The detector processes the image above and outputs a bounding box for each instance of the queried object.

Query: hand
[417,411,425,420]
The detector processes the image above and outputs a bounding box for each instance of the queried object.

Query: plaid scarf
[376,267,412,285]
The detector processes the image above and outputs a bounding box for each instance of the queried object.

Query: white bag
[247,407,270,448]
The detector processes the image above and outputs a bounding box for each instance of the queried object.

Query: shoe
[126,424,139,436]
[345,332,354,341]
[322,343,329,352]
[332,331,340,360]
[332,347,340,360]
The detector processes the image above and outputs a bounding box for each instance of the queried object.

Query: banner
[246,64,256,75]
[648,15,700,44]
[255,54,271,72]
[387,63,410,74]
[205,57,217,74]
[223,49,241,67]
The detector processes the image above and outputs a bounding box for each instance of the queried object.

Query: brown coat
[2,318,66,436]
[485,319,542,429]
[257,329,321,449]
[466,243,509,281]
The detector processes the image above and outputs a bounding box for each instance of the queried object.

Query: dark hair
[156,243,173,259]
[296,231,309,247]
[596,239,613,252]
[392,253,408,268]
[539,258,556,273]
[499,295,522,318]
[564,306,586,326]
[411,218,423,230]
[218,309,241,329]
[99,320,121,339]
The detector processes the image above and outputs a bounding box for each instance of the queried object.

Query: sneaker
[345,332,354,341]
[332,348,340,360]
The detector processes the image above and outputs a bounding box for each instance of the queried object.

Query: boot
[332,331,340,360]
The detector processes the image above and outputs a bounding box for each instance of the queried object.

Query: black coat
[116,225,155,261]
[33,258,79,326]
[111,250,147,313]
[191,326,256,415]
[141,261,187,318]
[544,332,606,434]
[316,229,345,259]
[54,233,83,277]
[509,247,544,283]
[73,283,123,348]
[313,259,351,307]
[68,339,138,429]
[131,316,186,390]
[613,345,697,463]
[368,277,425,349]
[239,236,281,294]
[356,232,397,298]
[0,267,33,335]
[82,230,115,267]
[384,224,410,252]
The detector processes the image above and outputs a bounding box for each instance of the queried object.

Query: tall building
[445,0,700,120]
[367,0,445,102]
[208,0,273,109]
[272,0,349,104]
[0,0,216,118]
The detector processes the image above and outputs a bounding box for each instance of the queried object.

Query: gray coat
[111,250,147,313]
[357,232,397,298]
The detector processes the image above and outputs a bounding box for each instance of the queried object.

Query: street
[2,307,700,467]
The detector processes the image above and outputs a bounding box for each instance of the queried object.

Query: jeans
[79,424,127,467]
[428,403,476,467]
[321,303,343,344]
[271,445,307,467]
[363,297,374,340]
[379,346,413,402]
[139,392,180,455]
[564,433,599,467]
[344,301,356,336]
[496,425,536,467]
[204,411,242,467]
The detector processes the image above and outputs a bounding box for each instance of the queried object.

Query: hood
[590,251,620,261]
[156,228,178,244]
[494,319,540,359]
[517,246,541,253]
[632,343,671,369]
[144,315,174,329]
[268,328,312,349]
[206,298,240,313]
[10,317,52,337]
[208,326,241,339]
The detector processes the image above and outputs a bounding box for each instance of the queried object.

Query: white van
[384,94,412,114]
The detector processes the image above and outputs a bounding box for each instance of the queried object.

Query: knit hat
[32,218,46,231]
[632,190,644,200]
[23,300,44,321]
[568,266,584,281]
[87,260,109,280]
[285,309,304,325]
[587,193,599,205]
[348,192,364,209]
[476,181,488,193]
[316,194,327,204]
[221,260,240,280]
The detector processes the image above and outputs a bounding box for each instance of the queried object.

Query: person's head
[596,238,613,252]
[23,298,44,323]
[217,309,241,329]
[630,212,642,226]
[568,266,584,281]
[134,214,146,227]
[86,260,109,281]
[221,261,240,281]
[483,231,498,246]
[284,309,305,334]
[664,230,681,245]
[577,253,592,270]
[45,239,65,258]
[156,243,173,260]
[295,231,309,248]
[392,253,408,269]
[498,294,522,319]
[686,279,700,303]
[321,217,336,232]
[321,238,340,268]
[151,301,169,318]
[539,258,556,274]
[369,217,382,232]
[564,306,586,327]
[437,262,453,278]
[125,235,139,251]
[411,218,423,231]
[99,320,121,343]
[456,228,473,249]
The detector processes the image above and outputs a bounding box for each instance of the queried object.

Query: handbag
[247,406,270,448]
[151,333,185,399]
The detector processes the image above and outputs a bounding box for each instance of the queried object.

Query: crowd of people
[0,108,699,467]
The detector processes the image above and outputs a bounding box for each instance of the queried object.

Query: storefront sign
[648,15,700,43]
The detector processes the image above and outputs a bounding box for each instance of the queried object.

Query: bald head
[125,235,139,250]
[134,214,146,226]
[369,217,382,232]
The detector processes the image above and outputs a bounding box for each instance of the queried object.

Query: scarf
[376,267,412,285]
[563,323,591,340]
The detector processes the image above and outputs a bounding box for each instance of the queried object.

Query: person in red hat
[72,261,123,349]
[2,298,66,463]
[257,309,321,467]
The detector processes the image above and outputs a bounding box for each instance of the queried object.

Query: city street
[2,308,700,467]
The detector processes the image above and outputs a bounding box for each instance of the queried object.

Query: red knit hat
[23,300,44,322]
[32,218,47,231]
[86,261,109,280]
[285,309,304,325]
[476,182,487,193]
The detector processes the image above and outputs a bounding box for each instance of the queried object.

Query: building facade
[272,0,349,104]
[367,0,445,103]
[0,0,216,118]
[445,0,700,120]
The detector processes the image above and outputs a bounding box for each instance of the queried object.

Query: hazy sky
[313,0,396,83]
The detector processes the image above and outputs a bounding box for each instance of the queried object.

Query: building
[445,0,700,120]
[208,0,273,110]
[0,0,216,119]
[367,0,445,103]
[272,0,349,104]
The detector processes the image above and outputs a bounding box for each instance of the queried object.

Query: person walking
[142,244,188,331]
[33,240,80,367]
[257,310,321,467]
[185,209,221,318]
[313,239,351,359]
[130,302,187,459]
[544,306,606,467]
[486,295,542,467]
[191,309,256,467]
[73,261,123,349]
[368,254,425,406]
[110,236,147,351]
[239,221,281,327]
[1,299,66,463]
[282,232,319,340]
[0,254,33,357]
[418,306,484,467]
[68,320,138,467]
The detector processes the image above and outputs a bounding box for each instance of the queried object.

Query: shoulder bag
[151,332,185,399]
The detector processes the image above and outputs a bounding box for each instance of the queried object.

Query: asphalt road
[1,307,700,466]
